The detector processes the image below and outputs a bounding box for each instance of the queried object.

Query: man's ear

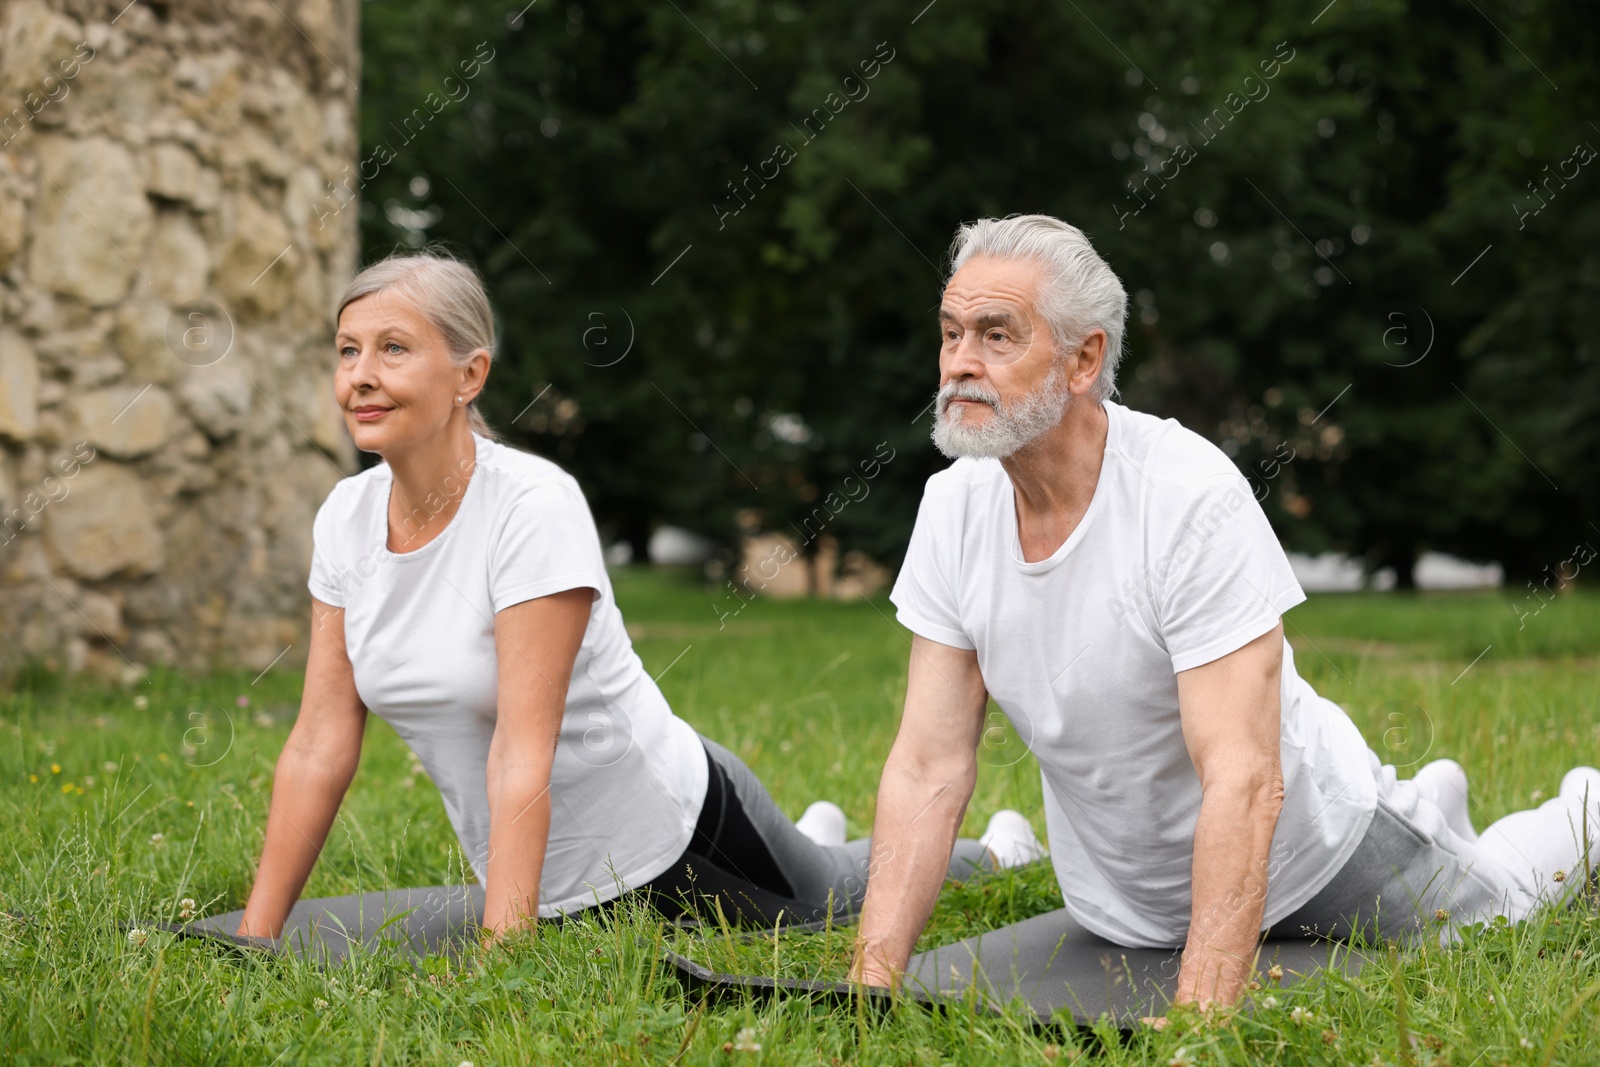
[1068,330,1108,395]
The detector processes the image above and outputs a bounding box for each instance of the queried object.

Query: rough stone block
[28,135,154,307]
[0,329,40,442]
[44,459,164,580]
[73,383,175,459]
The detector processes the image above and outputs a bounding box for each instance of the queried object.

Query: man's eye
[988,332,1008,344]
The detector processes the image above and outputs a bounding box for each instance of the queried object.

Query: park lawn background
[2,569,1598,1065]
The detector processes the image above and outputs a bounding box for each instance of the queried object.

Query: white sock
[794,800,847,848]
[1414,758,1478,843]
[979,810,1046,869]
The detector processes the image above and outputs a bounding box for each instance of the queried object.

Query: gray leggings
[636,736,991,926]
[1272,756,1598,943]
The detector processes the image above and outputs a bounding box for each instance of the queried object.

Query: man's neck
[1000,397,1109,563]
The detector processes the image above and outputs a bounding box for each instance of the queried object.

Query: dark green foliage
[357,0,1600,579]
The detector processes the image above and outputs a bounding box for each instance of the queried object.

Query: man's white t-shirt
[891,400,1377,947]
[306,432,708,916]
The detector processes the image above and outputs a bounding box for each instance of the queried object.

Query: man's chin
[932,425,1018,461]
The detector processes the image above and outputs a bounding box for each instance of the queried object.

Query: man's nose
[941,333,989,383]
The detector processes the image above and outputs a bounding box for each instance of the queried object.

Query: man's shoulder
[924,456,1006,495]
[916,457,1005,523]
[1109,402,1243,493]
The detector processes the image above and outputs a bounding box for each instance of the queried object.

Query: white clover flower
[178,898,197,920]
[150,832,164,845]
[127,928,148,946]
[133,695,149,710]
[733,1028,762,1052]
[1260,995,1279,1010]
[103,761,119,773]
[314,997,329,1011]
[1290,1005,1314,1026]
[1520,1038,1535,1050]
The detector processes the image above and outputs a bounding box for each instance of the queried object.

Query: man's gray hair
[338,249,501,440]
[946,215,1129,404]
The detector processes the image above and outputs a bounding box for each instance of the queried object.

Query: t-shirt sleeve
[306,487,347,607]
[488,480,608,614]
[1154,470,1305,673]
[889,477,974,651]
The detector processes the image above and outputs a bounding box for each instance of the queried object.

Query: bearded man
[848,214,1600,1013]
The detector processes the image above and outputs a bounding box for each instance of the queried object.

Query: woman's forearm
[236,741,360,937]
[482,755,555,934]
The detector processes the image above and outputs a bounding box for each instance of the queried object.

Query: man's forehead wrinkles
[940,292,1037,324]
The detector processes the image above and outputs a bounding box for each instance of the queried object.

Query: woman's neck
[382,420,479,552]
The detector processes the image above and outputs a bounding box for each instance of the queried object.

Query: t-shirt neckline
[1004,401,1119,575]
[376,432,489,563]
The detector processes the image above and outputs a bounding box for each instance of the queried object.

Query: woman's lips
[353,407,391,422]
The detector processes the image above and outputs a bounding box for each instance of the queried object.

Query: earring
[456,396,464,404]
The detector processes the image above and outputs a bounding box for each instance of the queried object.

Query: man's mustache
[936,380,1001,416]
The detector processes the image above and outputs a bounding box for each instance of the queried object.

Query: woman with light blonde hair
[235,249,1037,940]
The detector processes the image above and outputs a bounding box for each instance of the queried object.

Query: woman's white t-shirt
[890,400,1377,947]
[306,432,708,916]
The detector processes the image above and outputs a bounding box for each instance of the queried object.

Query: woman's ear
[461,348,491,399]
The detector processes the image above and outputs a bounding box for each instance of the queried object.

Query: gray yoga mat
[147,885,1362,1025]
[151,884,486,966]
[899,905,1362,1024]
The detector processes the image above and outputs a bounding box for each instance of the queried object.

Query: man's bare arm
[1172,621,1287,1011]
[850,635,988,987]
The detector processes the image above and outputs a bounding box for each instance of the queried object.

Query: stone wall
[0,0,360,678]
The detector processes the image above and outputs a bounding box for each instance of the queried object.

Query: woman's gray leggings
[636,736,991,926]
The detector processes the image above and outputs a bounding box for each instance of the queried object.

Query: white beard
[931,361,1074,459]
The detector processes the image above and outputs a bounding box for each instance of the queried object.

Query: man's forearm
[1176,776,1283,1008]
[851,751,975,985]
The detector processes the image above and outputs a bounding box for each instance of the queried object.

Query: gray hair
[337,250,500,440]
[946,215,1129,404]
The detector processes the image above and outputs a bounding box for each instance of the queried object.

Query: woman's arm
[236,598,368,937]
[481,587,593,937]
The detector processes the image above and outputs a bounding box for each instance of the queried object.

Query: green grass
[2,571,1598,1064]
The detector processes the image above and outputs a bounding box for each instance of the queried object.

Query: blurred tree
[357,0,1599,584]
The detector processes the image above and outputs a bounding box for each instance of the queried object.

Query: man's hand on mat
[1141,1000,1236,1031]
[1173,946,1253,1011]
[847,949,901,992]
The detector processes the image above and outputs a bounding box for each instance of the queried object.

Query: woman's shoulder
[316,462,390,519]
[475,436,589,509]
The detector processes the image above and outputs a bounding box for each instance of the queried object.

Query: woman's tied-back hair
[946,215,1129,404]
[337,248,501,440]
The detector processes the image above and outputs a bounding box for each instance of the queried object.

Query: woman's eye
[339,347,357,359]
[386,342,404,354]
